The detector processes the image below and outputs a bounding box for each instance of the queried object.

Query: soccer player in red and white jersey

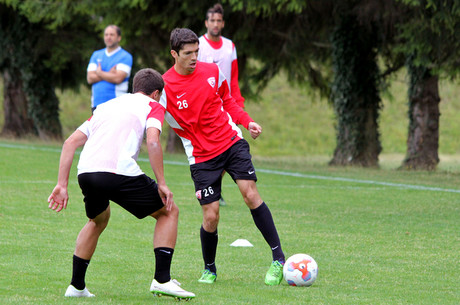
[198,3,244,108]
[198,3,245,206]
[160,28,285,286]
[48,69,195,300]
[198,3,245,109]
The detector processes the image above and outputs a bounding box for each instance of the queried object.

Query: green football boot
[265,260,284,285]
[198,269,217,284]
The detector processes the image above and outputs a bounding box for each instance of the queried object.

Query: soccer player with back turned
[160,28,285,285]
[48,68,195,300]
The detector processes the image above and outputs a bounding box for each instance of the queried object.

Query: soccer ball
[283,253,318,287]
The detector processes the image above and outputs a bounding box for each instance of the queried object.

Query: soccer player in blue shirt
[87,25,133,111]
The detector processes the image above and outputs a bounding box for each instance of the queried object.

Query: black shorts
[78,172,164,219]
[190,139,257,205]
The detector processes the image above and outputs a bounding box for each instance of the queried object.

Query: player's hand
[95,63,104,78]
[248,122,262,139]
[48,185,69,213]
[158,184,174,211]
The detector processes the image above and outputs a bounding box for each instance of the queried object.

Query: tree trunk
[330,104,381,167]
[23,68,63,140]
[401,64,440,170]
[1,5,62,140]
[1,70,35,137]
[329,16,382,167]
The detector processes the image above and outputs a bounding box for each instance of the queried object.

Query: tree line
[1,0,459,170]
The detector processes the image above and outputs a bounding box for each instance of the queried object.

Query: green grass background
[1,142,459,304]
[0,73,460,304]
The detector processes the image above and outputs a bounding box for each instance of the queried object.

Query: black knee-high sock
[250,202,285,263]
[71,255,90,290]
[200,226,218,273]
[154,247,174,283]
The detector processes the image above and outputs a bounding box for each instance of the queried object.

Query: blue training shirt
[87,47,133,108]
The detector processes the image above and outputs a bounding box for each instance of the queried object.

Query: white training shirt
[197,35,245,108]
[198,35,236,87]
[77,93,164,176]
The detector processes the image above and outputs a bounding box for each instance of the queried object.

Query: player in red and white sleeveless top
[161,28,285,286]
[197,3,245,108]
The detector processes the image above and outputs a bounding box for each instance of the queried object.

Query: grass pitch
[1,141,459,304]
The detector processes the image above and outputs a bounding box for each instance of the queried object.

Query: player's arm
[230,58,245,108]
[95,64,128,84]
[223,92,261,139]
[87,66,127,84]
[219,73,262,139]
[87,54,102,84]
[146,127,174,211]
[218,70,252,128]
[87,70,102,84]
[48,130,88,212]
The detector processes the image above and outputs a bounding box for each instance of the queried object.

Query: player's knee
[151,202,179,220]
[204,211,219,227]
[168,202,179,219]
[90,208,110,230]
[242,189,260,205]
[88,218,108,234]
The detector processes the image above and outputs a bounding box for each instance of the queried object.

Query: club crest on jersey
[207,77,216,88]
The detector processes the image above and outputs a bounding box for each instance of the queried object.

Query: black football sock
[200,226,218,273]
[154,247,174,283]
[250,202,285,263]
[70,255,90,290]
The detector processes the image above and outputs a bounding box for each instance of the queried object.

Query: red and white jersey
[77,93,165,176]
[198,35,245,108]
[160,61,253,165]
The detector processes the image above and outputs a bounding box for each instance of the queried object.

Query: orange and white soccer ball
[283,253,318,287]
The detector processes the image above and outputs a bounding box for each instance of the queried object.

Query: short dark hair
[170,28,199,54]
[206,3,224,20]
[133,68,164,95]
[106,25,121,36]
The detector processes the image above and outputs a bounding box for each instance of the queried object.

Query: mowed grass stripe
[2,142,460,194]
